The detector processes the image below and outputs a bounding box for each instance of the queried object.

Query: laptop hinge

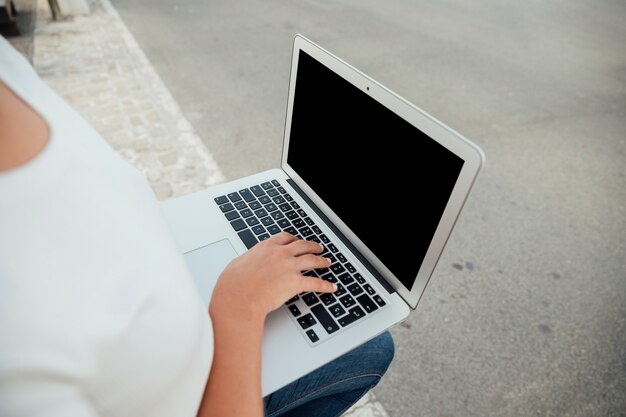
[287,179,396,295]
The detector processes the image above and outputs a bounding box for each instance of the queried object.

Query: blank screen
[287,50,464,290]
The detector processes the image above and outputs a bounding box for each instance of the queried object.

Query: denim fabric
[264,331,394,417]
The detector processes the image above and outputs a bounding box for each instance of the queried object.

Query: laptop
[161,35,485,396]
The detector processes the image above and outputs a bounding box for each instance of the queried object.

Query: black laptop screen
[287,50,464,291]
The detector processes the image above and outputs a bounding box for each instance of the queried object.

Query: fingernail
[319,243,324,251]
[332,283,338,291]
[326,257,332,265]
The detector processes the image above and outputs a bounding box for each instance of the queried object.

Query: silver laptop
[161,35,485,396]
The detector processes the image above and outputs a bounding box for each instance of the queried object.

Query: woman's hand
[209,232,337,323]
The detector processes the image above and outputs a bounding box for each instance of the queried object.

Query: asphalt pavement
[111,1,626,415]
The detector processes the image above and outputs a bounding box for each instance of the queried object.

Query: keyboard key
[297,314,316,330]
[284,194,293,201]
[340,295,356,308]
[277,219,291,228]
[319,293,336,306]
[286,295,299,304]
[350,306,366,319]
[328,243,338,253]
[284,226,298,235]
[373,295,386,307]
[302,292,319,306]
[330,263,346,275]
[303,270,317,277]
[314,266,329,277]
[308,236,321,244]
[277,185,286,193]
[271,211,284,220]
[306,329,319,343]
[321,273,337,283]
[348,283,364,296]
[250,185,265,197]
[240,209,253,218]
[225,211,240,221]
[328,303,345,318]
[271,179,281,187]
[312,225,322,234]
[338,311,359,327]
[252,225,266,235]
[304,217,314,226]
[297,209,307,217]
[299,227,313,237]
[363,284,376,296]
[237,229,258,249]
[259,196,271,204]
[254,208,268,218]
[335,283,346,296]
[230,219,247,231]
[258,233,271,241]
[219,203,234,213]
[311,304,340,334]
[279,203,291,212]
[235,201,247,210]
[292,218,305,228]
[261,181,273,190]
[291,202,300,209]
[273,196,285,204]
[326,254,337,263]
[339,306,366,327]
[356,294,379,313]
[337,253,347,263]
[339,306,365,327]
[288,304,301,317]
[354,273,366,284]
[228,192,242,202]
[239,188,256,202]
[319,234,330,244]
[338,273,354,285]
[261,216,274,226]
[245,217,260,227]
[265,203,278,212]
[267,188,279,197]
[249,201,262,210]
[345,263,356,273]
[267,225,281,235]
[286,211,299,220]
[214,195,229,205]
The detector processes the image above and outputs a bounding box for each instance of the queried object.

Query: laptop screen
[287,50,464,291]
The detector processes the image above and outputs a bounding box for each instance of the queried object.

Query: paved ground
[8,0,626,416]
[109,1,626,416]
[30,0,223,199]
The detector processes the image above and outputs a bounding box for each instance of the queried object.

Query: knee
[367,331,395,376]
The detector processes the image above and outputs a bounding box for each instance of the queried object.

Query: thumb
[300,276,337,294]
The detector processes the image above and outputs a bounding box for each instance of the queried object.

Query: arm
[197,232,337,417]
[0,80,49,172]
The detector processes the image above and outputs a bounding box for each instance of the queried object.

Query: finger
[299,276,337,294]
[266,231,298,246]
[287,239,324,256]
[296,254,331,272]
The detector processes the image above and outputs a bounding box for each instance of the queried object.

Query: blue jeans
[263,331,395,417]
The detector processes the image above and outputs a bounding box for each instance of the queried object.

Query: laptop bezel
[281,35,485,309]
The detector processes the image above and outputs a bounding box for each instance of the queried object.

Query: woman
[0,36,394,417]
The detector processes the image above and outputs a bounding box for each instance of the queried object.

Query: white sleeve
[0,378,100,417]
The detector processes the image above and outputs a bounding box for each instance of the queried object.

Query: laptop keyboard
[214,179,387,345]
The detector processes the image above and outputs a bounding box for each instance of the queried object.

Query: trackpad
[184,239,238,308]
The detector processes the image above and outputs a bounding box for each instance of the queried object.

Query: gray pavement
[92,0,626,415]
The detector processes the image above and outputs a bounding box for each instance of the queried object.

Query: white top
[0,37,213,417]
